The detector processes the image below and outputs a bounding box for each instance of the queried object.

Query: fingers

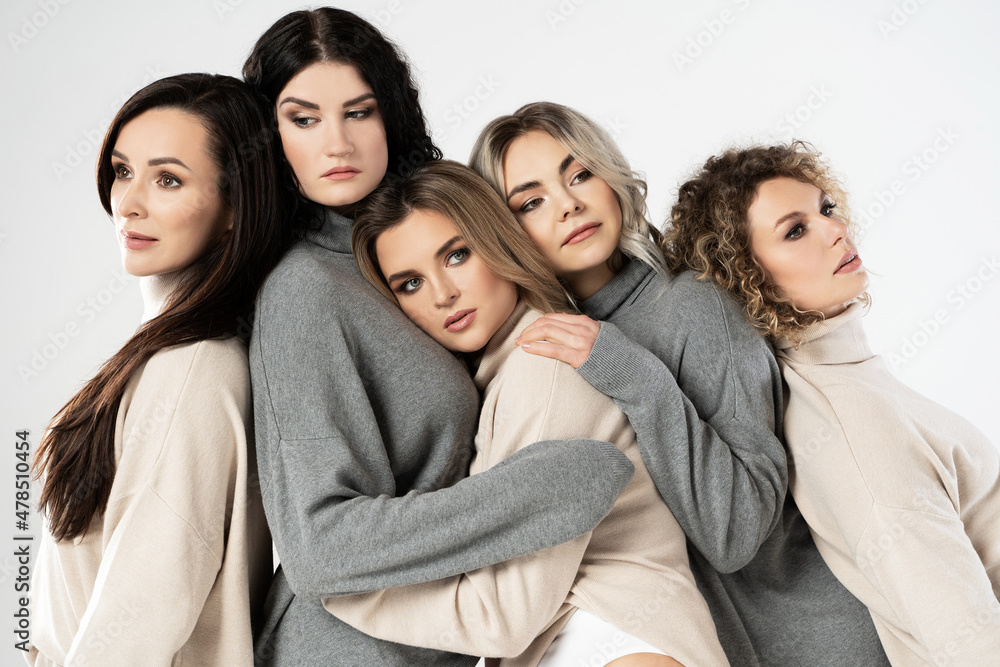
[518,340,589,368]
[515,314,601,369]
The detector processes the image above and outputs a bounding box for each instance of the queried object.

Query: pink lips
[121,229,156,250]
[444,309,476,332]
[322,166,360,181]
[563,223,600,246]
[835,248,862,274]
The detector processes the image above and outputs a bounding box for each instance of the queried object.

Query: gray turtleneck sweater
[248,210,634,667]
[574,260,890,666]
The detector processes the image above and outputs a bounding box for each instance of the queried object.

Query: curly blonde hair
[661,141,863,343]
[470,101,667,284]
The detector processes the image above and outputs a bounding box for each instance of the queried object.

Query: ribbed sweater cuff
[591,439,635,489]
[577,322,644,401]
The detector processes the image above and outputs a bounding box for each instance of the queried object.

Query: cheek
[278,130,309,177]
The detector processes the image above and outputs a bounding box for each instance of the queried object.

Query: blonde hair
[352,160,573,315]
[470,101,667,286]
[662,141,867,343]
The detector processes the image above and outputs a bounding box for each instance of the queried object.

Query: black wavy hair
[242,7,442,221]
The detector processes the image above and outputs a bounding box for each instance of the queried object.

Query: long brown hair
[34,74,291,541]
[352,160,573,315]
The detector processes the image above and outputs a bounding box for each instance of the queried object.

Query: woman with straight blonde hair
[323,159,729,667]
[469,102,889,665]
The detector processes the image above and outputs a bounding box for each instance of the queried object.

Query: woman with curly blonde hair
[662,141,861,343]
[472,106,887,665]
[665,141,1000,664]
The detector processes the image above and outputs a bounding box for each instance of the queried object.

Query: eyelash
[111,164,181,188]
[516,168,591,215]
[784,200,837,240]
[289,107,374,128]
[393,247,471,295]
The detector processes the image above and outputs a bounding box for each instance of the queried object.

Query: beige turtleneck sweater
[28,274,272,666]
[777,302,1000,666]
[323,303,728,666]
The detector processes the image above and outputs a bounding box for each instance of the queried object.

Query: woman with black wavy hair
[242,9,633,665]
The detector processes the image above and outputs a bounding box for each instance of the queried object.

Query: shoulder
[138,338,250,405]
[257,239,367,310]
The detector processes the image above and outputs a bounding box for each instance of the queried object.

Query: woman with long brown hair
[29,73,288,666]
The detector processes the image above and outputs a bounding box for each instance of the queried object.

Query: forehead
[749,177,821,222]
[375,209,459,267]
[279,61,372,103]
[115,108,211,164]
[503,130,569,179]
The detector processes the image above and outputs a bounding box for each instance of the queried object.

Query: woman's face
[109,108,232,278]
[747,177,869,318]
[276,61,389,211]
[502,130,622,299]
[375,209,518,353]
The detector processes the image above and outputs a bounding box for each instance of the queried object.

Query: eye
[346,107,374,120]
[157,173,182,188]
[785,223,805,240]
[113,164,132,180]
[570,169,592,185]
[291,115,317,128]
[518,197,543,215]
[446,248,470,266]
[396,277,423,295]
[821,200,837,217]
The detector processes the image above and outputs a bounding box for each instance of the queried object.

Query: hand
[514,313,601,369]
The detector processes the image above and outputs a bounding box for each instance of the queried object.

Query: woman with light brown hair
[664,141,1000,664]
[325,158,729,667]
[470,104,889,665]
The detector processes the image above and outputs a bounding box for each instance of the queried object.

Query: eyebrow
[385,235,463,284]
[278,92,376,110]
[506,153,577,202]
[772,189,826,230]
[111,150,191,170]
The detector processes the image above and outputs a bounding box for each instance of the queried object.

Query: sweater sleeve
[251,273,634,599]
[576,282,786,573]
[861,504,1000,662]
[322,354,623,657]
[66,342,246,665]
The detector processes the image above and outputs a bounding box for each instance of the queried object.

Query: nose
[323,120,353,157]
[821,215,848,247]
[557,188,584,221]
[114,180,146,220]
[432,276,459,307]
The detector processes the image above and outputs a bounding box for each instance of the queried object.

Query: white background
[2,0,999,662]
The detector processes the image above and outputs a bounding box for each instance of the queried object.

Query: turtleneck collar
[776,301,874,366]
[473,300,532,392]
[139,270,187,324]
[304,207,354,254]
[578,259,654,321]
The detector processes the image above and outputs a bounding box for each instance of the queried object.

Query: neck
[139,270,187,324]
[564,261,617,300]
